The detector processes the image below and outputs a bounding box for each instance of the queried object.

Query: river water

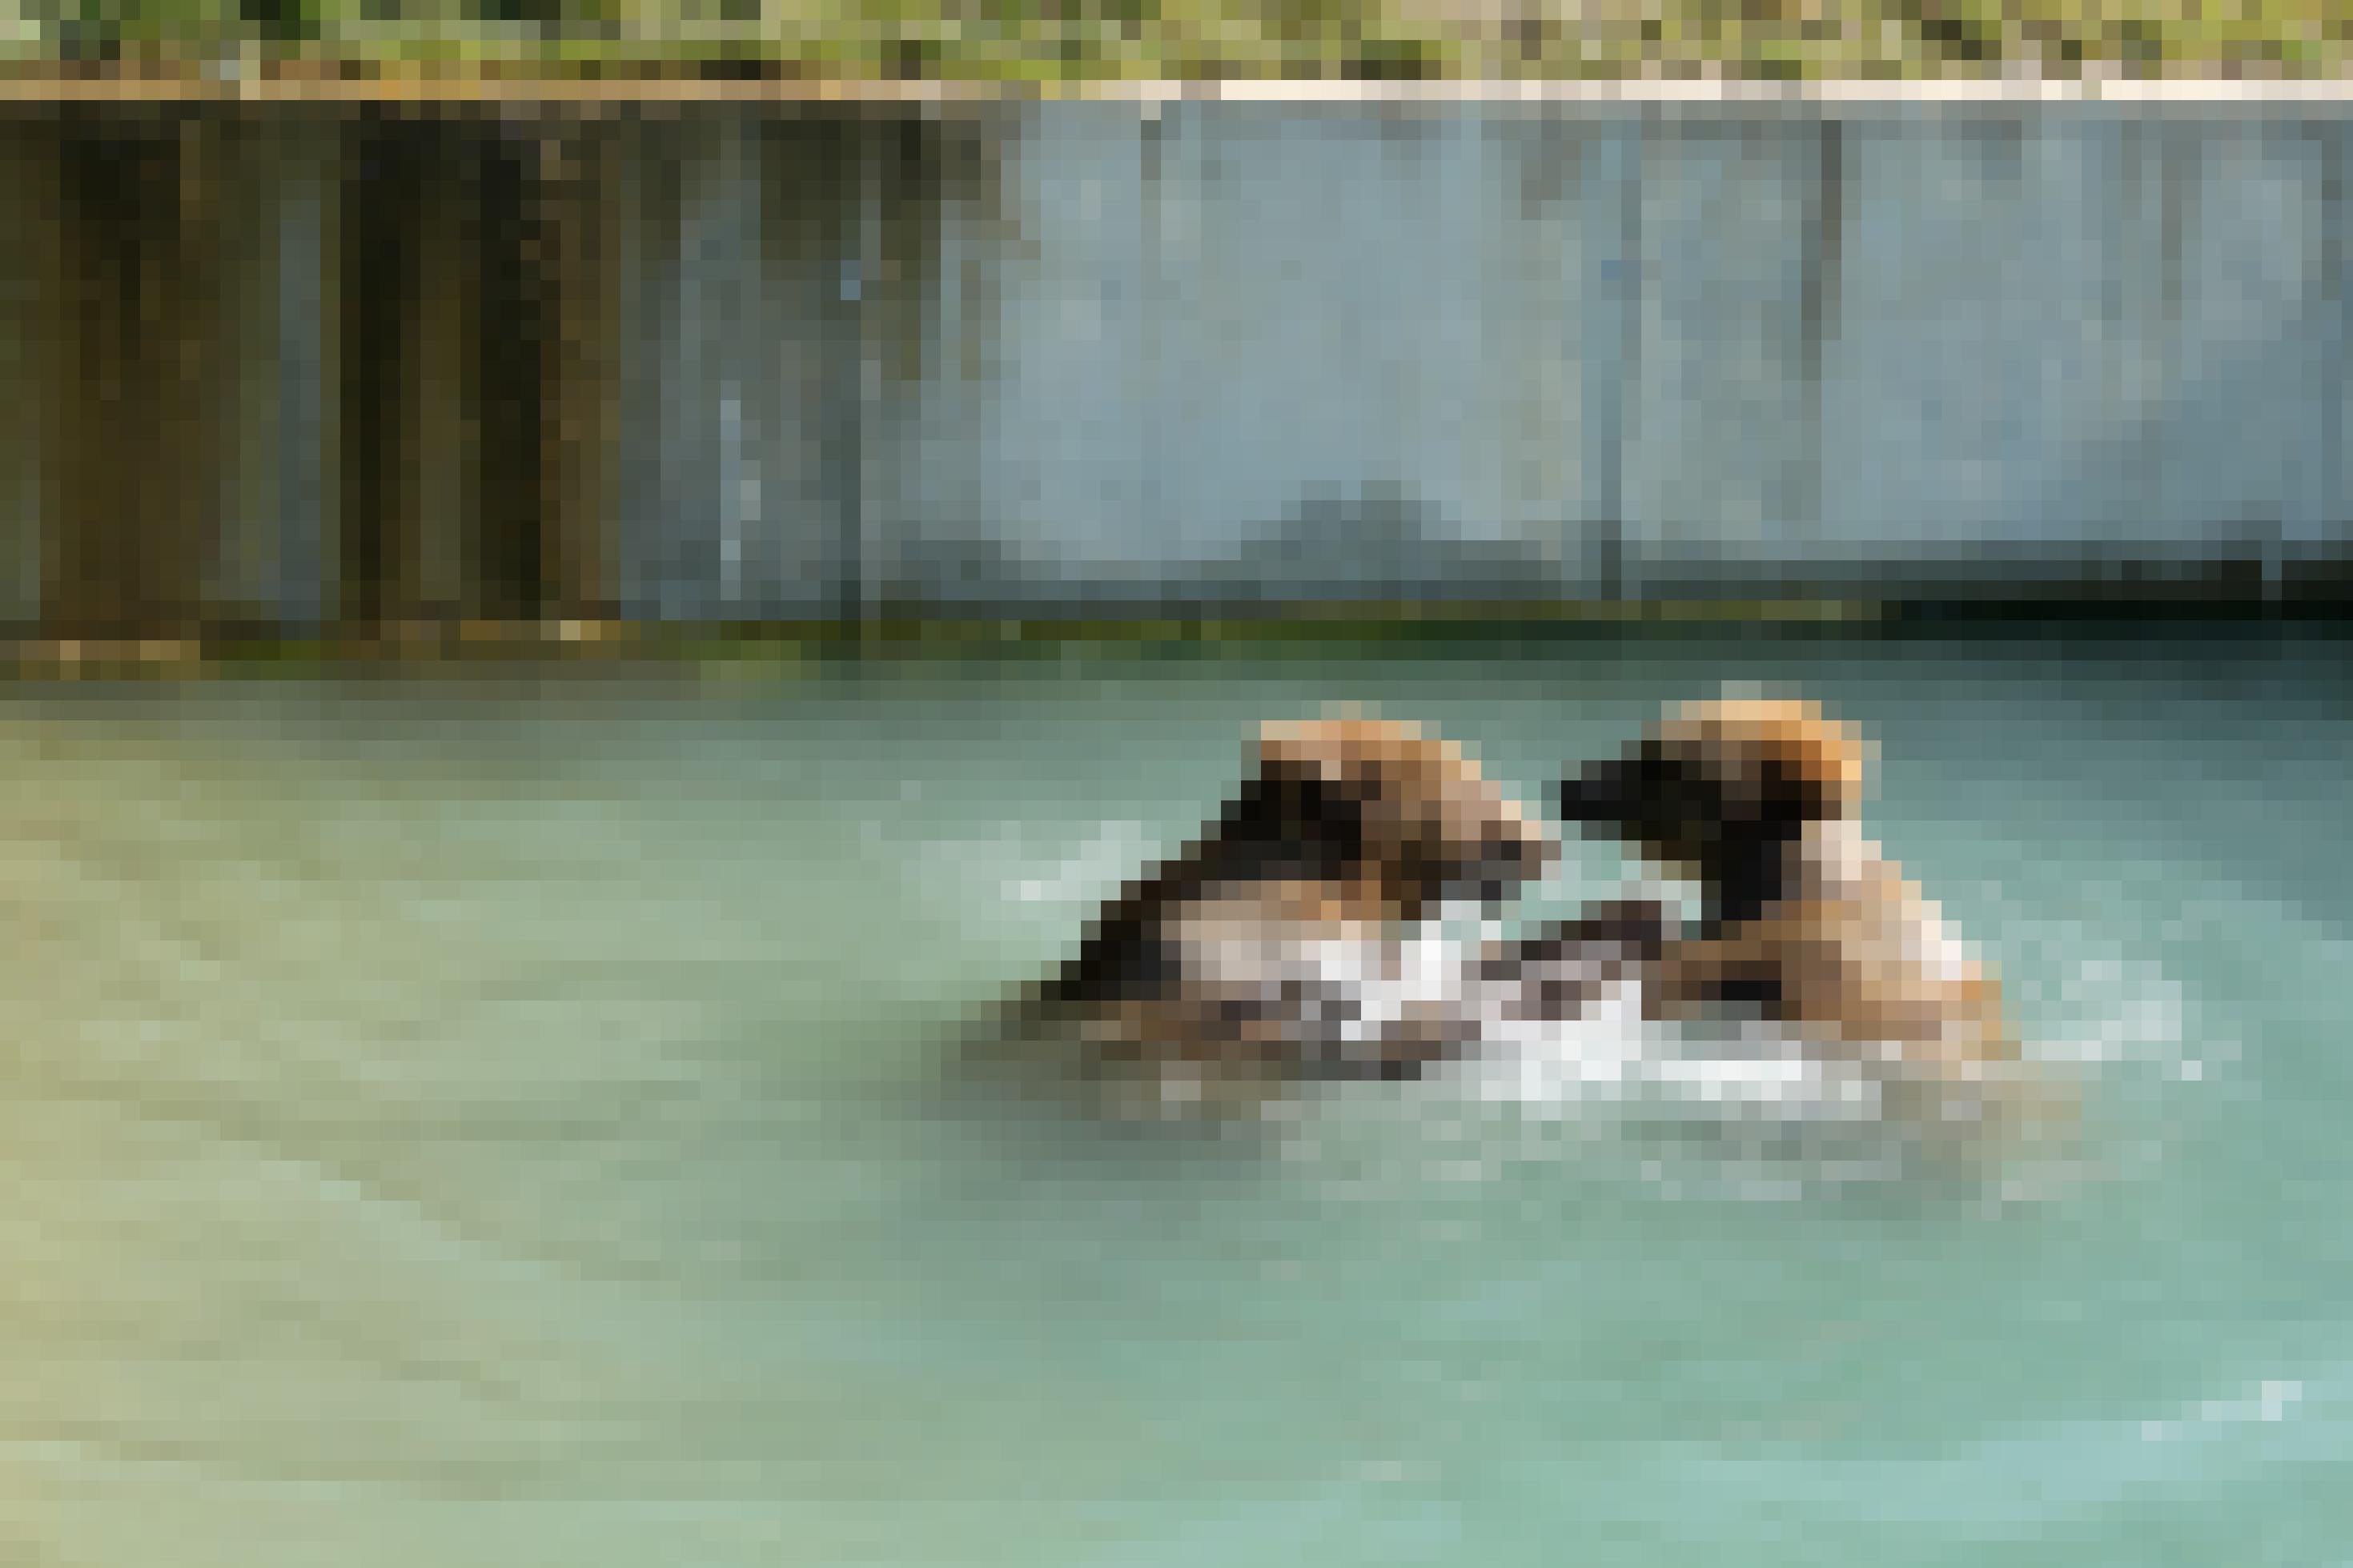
[0,624,2344,1565]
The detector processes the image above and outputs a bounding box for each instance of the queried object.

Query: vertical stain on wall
[335,108,626,635]
[539,115,624,624]
[6,100,2351,636]
[39,108,229,639]
[334,111,424,632]
[0,118,43,628]
[1799,112,1845,560]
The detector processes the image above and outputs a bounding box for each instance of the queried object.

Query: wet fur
[1000,716,1555,1107]
[1474,899,1671,1026]
[1560,698,2069,1141]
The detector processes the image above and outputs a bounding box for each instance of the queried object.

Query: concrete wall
[0,98,2346,629]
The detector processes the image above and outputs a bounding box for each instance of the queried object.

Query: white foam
[1451,985,1888,1133]
[2138,1377,2309,1444]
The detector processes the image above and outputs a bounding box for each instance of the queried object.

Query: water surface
[0,626,2345,1566]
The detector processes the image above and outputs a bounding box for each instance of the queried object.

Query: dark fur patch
[1560,741,1830,929]
[1040,764,1373,1009]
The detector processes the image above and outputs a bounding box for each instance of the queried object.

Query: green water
[0,626,2346,1566]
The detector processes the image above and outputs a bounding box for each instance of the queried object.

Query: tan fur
[1006,715,1554,1112]
[1574,696,2069,1142]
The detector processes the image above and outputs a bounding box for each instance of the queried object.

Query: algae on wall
[333,108,628,632]
[1,99,2347,636]
[34,108,231,638]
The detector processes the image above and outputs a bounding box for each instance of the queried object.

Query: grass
[3,0,2353,86]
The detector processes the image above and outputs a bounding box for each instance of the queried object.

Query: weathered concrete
[0,98,2347,629]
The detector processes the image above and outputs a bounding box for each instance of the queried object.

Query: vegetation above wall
[2,0,2350,86]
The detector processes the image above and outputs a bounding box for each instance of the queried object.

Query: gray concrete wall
[0,98,2347,628]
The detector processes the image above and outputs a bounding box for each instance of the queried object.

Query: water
[0,625,2346,1566]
